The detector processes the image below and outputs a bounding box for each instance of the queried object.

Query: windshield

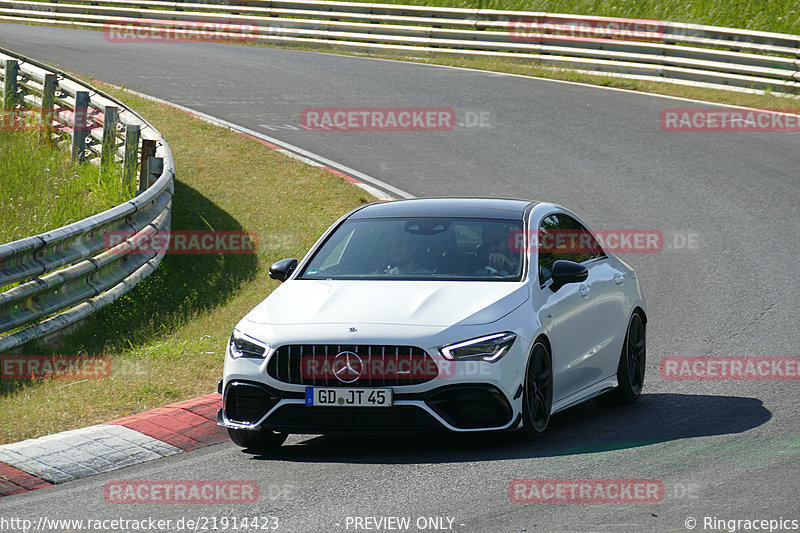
[300,217,525,281]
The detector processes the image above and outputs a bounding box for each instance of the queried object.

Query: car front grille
[267,344,438,386]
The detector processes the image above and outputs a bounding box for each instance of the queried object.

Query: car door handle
[578,284,590,299]
[614,273,625,286]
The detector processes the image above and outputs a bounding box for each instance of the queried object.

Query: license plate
[305,387,393,407]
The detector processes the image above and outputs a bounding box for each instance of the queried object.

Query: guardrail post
[101,105,118,168]
[147,156,164,189]
[138,139,156,191]
[3,60,19,109]
[71,91,89,162]
[123,124,141,191]
[40,73,57,143]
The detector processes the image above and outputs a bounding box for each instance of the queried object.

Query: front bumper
[219,320,532,434]
[217,379,519,433]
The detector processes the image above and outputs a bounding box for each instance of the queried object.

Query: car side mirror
[269,258,298,282]
[550,260,588,292]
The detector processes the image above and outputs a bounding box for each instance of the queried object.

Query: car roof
[349,197,536,220]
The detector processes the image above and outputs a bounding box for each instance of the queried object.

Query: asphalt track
[1,23,799,533]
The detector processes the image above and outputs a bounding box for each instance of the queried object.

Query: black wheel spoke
[528,392,537,413]
[536,369,552,388]
[535,391,547,416]
[631,356,643,384]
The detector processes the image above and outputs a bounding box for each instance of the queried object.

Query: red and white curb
[0,394,225,498]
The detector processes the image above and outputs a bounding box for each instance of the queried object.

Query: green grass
[0,80,374,444]
[348,0,800,35]
[0,129,132,244]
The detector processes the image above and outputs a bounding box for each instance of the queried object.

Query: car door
[535,213,606,403]
[585,255,631,381]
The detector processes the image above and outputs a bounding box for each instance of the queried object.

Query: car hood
[245,280,529,327]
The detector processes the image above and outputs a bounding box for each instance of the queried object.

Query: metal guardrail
[0,0,798,94]
[0,47,174,352]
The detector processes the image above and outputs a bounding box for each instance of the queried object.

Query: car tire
[603,311,646,404]
[520,340,553,439]
[227,427,287,450]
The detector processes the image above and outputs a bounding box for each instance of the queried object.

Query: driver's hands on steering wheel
[488,252,515,271]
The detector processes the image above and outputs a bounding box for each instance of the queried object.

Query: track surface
[1,24,799,532]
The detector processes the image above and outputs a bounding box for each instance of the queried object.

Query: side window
[537,214,605,285]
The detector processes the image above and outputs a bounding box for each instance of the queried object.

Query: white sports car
[218,198,646,450]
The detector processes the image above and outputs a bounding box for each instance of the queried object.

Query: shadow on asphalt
[245,393,771,463]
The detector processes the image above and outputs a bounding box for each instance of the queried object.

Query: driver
[481,225,519,275]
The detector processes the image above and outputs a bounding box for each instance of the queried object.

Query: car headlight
[440,332,517,362]
[228,329,270,359]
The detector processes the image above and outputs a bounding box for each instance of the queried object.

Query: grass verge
[0,81,373,444]
[0,129,131,244]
